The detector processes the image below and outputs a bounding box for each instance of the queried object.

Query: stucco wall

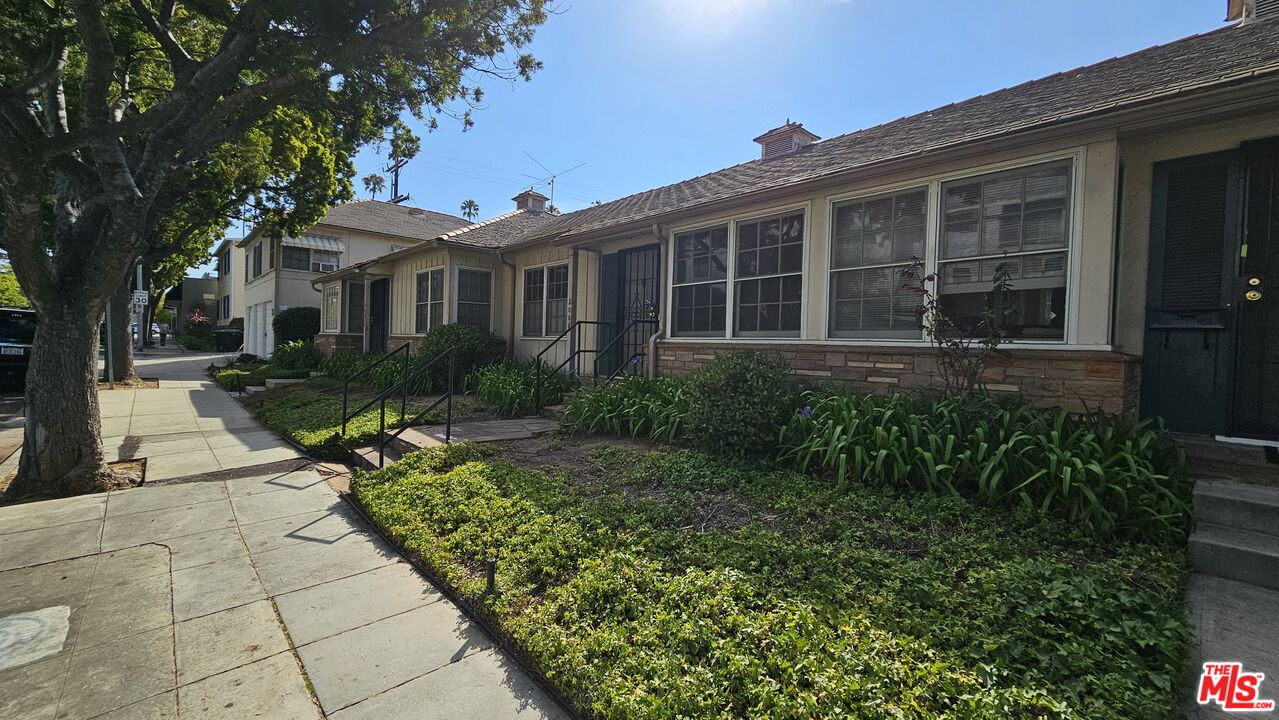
[1113,108,1279,355]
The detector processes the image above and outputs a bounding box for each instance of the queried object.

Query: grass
[354,441,1190,720]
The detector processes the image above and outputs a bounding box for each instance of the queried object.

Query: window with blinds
[938,160,1072,340]
[456,269,492,330]
[829,188,927,338]
[414,269,443,334]
[735,212,804,336]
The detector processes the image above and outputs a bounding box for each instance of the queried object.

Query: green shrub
[271,340,322,371]
[272,306,321,344]
[211,363,310,390]
[682,350,798,457]
[354,444,1190,720]
[471,361,572,417]
[415,323,505,392]
[560,376,689,443]
[779,388,1190,542]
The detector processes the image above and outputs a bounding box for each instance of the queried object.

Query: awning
[282,234,344,253]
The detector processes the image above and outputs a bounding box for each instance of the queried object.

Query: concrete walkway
[0,349,567,719]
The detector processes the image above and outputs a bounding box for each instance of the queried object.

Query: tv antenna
[385,158,410,204]
[523,151,586,211]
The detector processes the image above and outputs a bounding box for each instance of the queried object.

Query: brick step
[1195,479,1279,538]
[1189,522,1279,592]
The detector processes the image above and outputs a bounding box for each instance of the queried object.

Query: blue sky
[207,0,1229,267]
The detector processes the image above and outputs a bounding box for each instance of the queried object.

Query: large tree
[0,0,546,497]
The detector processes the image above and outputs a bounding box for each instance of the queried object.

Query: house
[236,201,468,356]
[316,2,1279,443]
[212,237,245,326]
[168,276,218,333]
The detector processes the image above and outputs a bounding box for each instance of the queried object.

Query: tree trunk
[106,282,138,384]
[7,304,128,498]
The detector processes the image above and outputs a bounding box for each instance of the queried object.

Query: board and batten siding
[511,244,574,364]
[388,247,447,337]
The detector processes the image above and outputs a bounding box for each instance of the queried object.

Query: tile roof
[517,18,1279,242]
[315,200,469,242]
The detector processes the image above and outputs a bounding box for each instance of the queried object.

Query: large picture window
[939,160,1072,340]
[456,268,492,330]
[523,264,570,338]
[414,269,444,333]
[672,225,728,336]
[829,188,927,338]
[735,212,804,336]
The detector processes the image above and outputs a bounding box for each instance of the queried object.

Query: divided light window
[414,269,444,334]
[523,264,570,337]
[735,211,804,336]
[829,188,927,338]
[672,226,728,336]
[323,285,340,332]
[456,269,492,330]
[939,160,1072,340]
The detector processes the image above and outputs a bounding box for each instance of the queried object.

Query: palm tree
[547,204,560,215]
[460,198,479,220]
[362,173,386,199]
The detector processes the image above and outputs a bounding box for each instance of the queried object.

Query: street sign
[131,291,148,305]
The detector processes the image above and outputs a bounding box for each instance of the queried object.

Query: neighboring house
[170,276,218,333]
[317,4,1279,444]
[236,201,468,356]
[212,237,245,326]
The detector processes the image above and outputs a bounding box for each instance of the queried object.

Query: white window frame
[322,284,340,332]
[817,148,1086,346]
[414,268,445,334]
[453,265,494,331]
[311,251,339,273]
[521,261,571,338]
[665,201,811,340]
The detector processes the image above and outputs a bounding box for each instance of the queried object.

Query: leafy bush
[682,350,798,457]
[415,323,505,392]
[241,383,434,459]
[354,444,1190,720]
[272,306,321,344]
[471,361,572,417]
[271,340,323,371]
[779,389,1190,542]
[560,376,689,443]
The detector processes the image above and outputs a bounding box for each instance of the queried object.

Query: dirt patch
[98,378,160,389]
[107,457,146,488]
[495,434,652,476]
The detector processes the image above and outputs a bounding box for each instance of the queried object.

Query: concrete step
[243,385,268,394]
[1189,522,1279,592]
[1195,479,1279,538]
[540,404,565,421]
[1179,435,1279,488]
[351,443,403,471]
[264,378,305,389]
[387,427,446,457]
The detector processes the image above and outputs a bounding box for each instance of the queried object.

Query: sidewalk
[0,349,567,719]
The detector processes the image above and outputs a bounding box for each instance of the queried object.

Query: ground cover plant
[354,441,1190,720]
[240,380,433,459]
[209,362,310,392]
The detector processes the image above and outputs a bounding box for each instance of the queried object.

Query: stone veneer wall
[656,341,1141,415]
[313,333,364,356]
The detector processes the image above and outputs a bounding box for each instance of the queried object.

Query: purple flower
[797,406,813,418]
[631,355,642,366]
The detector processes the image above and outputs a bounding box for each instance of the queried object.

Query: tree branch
[127,0,194,75]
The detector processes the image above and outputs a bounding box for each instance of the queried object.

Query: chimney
[753,121,821,160]
[513,189,548,212]
[1230,0,1277,21]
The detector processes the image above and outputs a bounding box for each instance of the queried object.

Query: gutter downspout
[497,250,516,360]
[648,222,669,379]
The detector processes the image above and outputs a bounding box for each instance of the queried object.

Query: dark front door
[1142,139,1279,440]
[1234,138,1279,439]
[598,244,661,376]
[369,278,390,354]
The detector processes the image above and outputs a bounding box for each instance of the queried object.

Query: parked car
[0,307,37,382]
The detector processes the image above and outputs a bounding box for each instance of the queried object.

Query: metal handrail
[605,352,646,383]
[340,342,411,434]
[533,320,612,411]
[375,346,455,467]
[592,318,658,378]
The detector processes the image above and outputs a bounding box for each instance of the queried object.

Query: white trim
[413,267,445,335]
[518,260,572,340]
[452,264,495,332]
[659,336,1117,352]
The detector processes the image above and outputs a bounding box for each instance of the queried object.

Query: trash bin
[212,327,243,352]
